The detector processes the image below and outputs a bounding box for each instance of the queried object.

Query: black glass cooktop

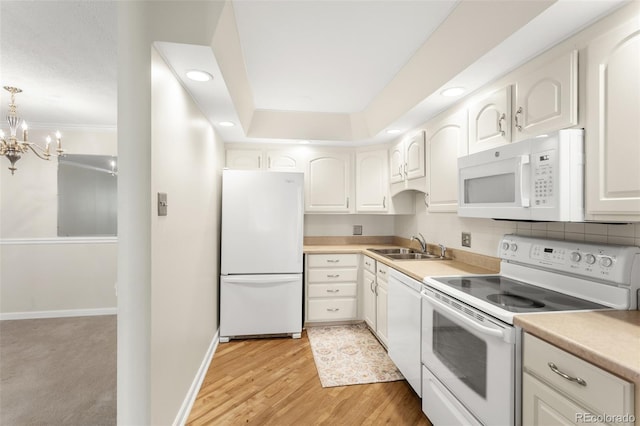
[430,275,606,313]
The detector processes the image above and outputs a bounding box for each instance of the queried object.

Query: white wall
[0,128,118,317]
[116,2,225,423]
[304,214,395,236]
[396,194,640,258]
[149,46,223,426]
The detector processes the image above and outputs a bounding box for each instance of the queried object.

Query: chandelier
[0,86,64,175]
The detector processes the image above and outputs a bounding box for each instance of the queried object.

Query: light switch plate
[158,193,168,216]
[462,232,471,247]
[353,225,363,236]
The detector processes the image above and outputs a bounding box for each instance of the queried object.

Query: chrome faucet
[411,233,427,253]
[438,244,447,259]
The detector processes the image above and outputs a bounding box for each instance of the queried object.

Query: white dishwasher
[388,269,422,397]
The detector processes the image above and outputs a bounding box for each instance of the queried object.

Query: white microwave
[458,129,584,221]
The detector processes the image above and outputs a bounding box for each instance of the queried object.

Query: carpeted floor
[307,323,404,387]
[0,315,117,426]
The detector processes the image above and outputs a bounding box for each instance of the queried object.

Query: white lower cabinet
[374,262,389,347]
[361,255,389,348]
[305,253,358,323]
[523,333,634,426]
[362,256,377,330]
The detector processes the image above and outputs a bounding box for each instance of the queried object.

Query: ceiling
[1,0,628,145]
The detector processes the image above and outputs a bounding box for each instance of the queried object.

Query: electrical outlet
[353,225,363,236]
[462,232,471,247]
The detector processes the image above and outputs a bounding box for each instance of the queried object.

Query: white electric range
[420,235,640,426]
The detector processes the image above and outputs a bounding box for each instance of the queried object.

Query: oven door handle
[423,293,514,344]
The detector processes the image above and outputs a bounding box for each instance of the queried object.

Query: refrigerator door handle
[223,275,299,284]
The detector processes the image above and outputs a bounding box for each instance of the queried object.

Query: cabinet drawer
[523,334,633,417]
[307,254,358,268]
[363,255,376,274]
[308,283,357,298]
[376,263,389,282]
[308,268,357,283]
[307,298,357,321]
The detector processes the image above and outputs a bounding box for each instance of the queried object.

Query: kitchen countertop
[514,310,640,384]
[304,244,498,281]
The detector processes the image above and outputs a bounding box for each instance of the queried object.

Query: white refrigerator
[220,169,304,342]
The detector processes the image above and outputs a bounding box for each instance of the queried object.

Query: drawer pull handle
[327,274,340,278]
[326,289,340,293]
[548,362,587,386]
[326,308,340,312]
[326,259,340,263]
[378,269,386,274]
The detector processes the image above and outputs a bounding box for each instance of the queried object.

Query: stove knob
[585,254,596,265]
[570,252,581,262]
[510,244,518,252]
[599,256,613,268]
[502,242,510,251]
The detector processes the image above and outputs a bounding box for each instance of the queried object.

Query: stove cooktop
[429,275,606,314]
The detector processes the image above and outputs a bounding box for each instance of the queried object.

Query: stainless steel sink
[368,247,414,255]
[368,248,444,261]
[385,253,442,260]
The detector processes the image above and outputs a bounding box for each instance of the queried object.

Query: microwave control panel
[532,149,555,206]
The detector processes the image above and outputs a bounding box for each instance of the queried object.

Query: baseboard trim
[173,329,219,426]
[0,237,117,245]
[0,307,118,320]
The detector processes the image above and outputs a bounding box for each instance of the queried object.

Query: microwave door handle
[519,154,531,207]
[423,293,513,343]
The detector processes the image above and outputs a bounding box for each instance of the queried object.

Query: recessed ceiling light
[535,134,549,138]
[218,121,235,127]
[386,129,402,135]
[186,70,213,82]
[440,87,465,97]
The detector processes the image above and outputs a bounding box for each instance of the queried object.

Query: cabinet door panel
[363,269,376,330]
[523,373,605,426]
[405,131,426,180]
[376,282,388,347]
[226,149,263,169]
[267,150,303,172]
[356,150,388,212]
[389,142,404,184]
[586,19,640,220]
[306,153,351,212]
[468,86,512,154]
[514,50,578,140]
[427,110,468,212]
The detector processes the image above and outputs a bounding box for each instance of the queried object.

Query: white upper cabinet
[513,50,578,141]
[405,132,426,180]
[389,142,404,184]
[266,150,304,172]
[426,109,468,212]
[468,86,512,154]
[225,148,263,170]
[585,18,640,221]
[389,131,426,184]
[356,149,388,212]
[306,151,352,213]
[226,148,304,172]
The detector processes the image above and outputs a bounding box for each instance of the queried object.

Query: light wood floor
[187,330,432,425]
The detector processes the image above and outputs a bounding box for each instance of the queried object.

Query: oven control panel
[499,235,640,285]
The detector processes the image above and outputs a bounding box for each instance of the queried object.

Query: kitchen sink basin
[368,248,415,255]
[368,248,444,261]
[385,253,442,260]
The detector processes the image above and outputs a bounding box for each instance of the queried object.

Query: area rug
[307,323,404,387]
